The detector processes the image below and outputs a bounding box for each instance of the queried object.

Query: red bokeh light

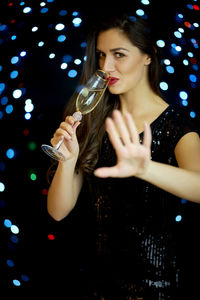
[193,5,199,11]
[48,234,55,240]
[24,129,29,136]
[42,188,48,195]
[184,22,192,28]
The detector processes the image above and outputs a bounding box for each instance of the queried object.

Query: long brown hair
[63,13,162,174]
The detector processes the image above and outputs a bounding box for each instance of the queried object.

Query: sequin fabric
[83,105,199,300]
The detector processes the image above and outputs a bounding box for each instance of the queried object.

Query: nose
[101,55,115,74]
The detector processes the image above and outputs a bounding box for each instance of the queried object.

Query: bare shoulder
[175,131,200,171]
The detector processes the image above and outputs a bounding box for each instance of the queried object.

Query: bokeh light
[0,1,199,290]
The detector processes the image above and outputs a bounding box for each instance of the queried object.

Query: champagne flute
[41,69,109,161]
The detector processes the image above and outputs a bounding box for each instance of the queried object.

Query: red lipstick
[108,77,119,85]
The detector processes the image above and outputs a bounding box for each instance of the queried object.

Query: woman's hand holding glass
[94,110,152,178]
[41,70,109,162]
[50,115,81,163]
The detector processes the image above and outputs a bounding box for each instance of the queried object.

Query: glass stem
[55,139,63,150]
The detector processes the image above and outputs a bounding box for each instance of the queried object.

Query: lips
[107,77,119,85]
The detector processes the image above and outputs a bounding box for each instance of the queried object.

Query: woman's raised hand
[50,115,81,162]
[94,110,152,178]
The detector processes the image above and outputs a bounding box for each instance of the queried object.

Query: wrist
[58,157,77,170]
[135,159,152,180]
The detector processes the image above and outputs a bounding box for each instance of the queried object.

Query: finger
[72,121,81,132]
[65,115,75,124]
[65,115,79,127]
[105,117,124,153]
[55,128,72,141]
[60,120,80,136]
[94,166,120,178]
[60,122,74,136]
[113,110,131,145]
[50,136,64,147]
[143,122,152,148]
[124,112,139,144]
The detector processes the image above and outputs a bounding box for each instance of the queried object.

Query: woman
[47,13,200,299]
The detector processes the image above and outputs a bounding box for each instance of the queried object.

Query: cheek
[122,61,145,86]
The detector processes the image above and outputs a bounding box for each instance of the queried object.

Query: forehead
[96,28,134,50]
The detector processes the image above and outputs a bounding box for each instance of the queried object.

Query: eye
[115,52,125,58]
[96,51,105,59]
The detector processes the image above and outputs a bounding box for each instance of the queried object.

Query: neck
[119,84,161,117]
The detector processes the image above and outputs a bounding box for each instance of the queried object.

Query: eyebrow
[96,47,130,52]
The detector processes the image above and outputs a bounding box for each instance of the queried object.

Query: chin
[108,86,122,95]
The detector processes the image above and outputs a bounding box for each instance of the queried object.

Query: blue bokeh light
[23,7,32,14]
[190,111,196,118]
[10,70,19,79]
[11,56,19,64]
[72,17,82,27]
[4,219,12,228]
[136,9,145,16]
[38,41,44,47]
[59,10,67,16]
[11,35,17,40]
[159,82,168,90]
[0,182,5,192]
[175,215,182,222]
[13,279,21,287]
[0,96,7,105]
[25,112,32,120]
[179,91,188,100]
[6,148,15,159]
[7,259,15,267]
[0,83,6,95]
[5,105,14,114]
[156,40,165,48]
[57,35,66,42]
[189,74,197,82]
[62,54,72,63]
[68,69,77,78]
[166,66,175,73]
[40,7,48,13]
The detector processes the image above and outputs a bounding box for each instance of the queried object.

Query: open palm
[94,110,152,178]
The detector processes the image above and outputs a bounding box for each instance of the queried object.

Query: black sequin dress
[80,105,199,300]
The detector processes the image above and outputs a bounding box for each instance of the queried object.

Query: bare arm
[139,160,200,203]
[94,110,200,203]
[47,115,83,221]
[47,161,83,221]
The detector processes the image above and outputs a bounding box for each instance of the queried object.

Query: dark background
[0,0,200,296]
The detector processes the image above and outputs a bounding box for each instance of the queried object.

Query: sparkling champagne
[76,88,105,115]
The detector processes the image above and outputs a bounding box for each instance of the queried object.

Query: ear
[144,55,151,66]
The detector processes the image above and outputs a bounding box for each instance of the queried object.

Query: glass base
[41,144,66,162]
